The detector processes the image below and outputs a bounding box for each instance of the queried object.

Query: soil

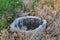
[0,5,60,40]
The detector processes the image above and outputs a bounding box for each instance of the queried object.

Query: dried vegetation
[0,0,60,40]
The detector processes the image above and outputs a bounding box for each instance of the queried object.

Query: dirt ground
[0,5,60,40]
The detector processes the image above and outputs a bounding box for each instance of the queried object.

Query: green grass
[0,0,11,30]
[0,0,11,10]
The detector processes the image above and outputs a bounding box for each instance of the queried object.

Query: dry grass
[0,0,60,40]
[0,5,60,40]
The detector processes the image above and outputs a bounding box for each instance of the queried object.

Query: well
[10,16,47,32]
[0,16,47,40]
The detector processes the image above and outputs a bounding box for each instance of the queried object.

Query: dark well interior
[18,18,42,30]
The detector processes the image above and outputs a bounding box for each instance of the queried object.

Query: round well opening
[18,18,42,30]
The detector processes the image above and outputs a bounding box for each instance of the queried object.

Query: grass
[0,0,10,10]
[44,0,51,6]
[32,0,37,10]
[0,0,37,30]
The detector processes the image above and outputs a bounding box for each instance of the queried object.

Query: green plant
[0,12,14,30]
[0,14,7,30]
[45,0,51,6]
[0,0,11,29]
[0,0,11,10]
[32,0,37,10]
[7,0,25,18]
